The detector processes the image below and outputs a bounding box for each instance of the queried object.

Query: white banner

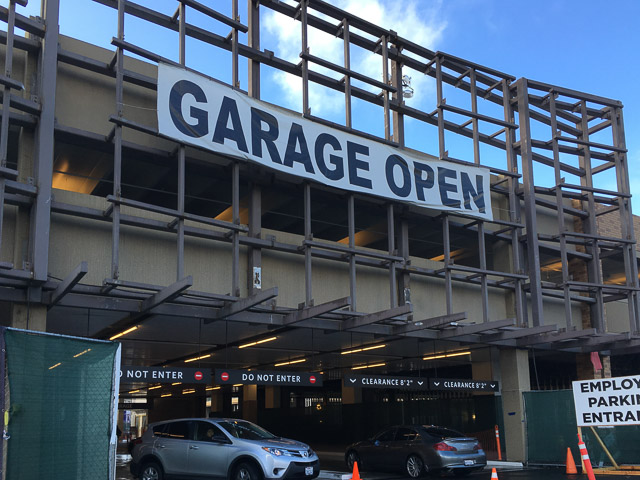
[157,63,493,220]
[572,374,640,426]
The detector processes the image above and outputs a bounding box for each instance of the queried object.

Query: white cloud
[262,0,447,120]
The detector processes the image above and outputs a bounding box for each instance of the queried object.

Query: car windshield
[422,426,465,439]
[218,420,277,440]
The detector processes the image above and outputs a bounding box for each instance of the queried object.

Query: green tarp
[4,329,119,480]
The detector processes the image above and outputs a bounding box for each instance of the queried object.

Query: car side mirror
[212,434,230,444]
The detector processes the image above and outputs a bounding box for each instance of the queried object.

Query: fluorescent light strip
[129,389,140,394]
[238,336,277,349]
[274,358,306,367]
[423,350,471,361]
[183,389,196,395]
[341,344,386,355]
[352,362,385,370]
[49,362,62,370]
[148,385,162,390]
[73,348,91,358]
[206,386,221,391]
[161,393,172,398]
[185,353,211,363]
[109,325,138,341]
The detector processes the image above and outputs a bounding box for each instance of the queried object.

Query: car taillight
[473,442,482,451]
[433,442,457,452]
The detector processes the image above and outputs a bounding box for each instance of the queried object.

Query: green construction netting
[524,390,640,466]
[4,329,119,480]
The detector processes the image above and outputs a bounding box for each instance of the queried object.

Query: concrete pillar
[209,389,224,415]
[499,348,530,463]
[265,387,281,409]
[11,303,47,331]
[243,385,258,423]
[471,348,500,395]
[341,384,362,404]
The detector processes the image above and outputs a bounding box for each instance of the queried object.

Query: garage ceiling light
[423,350,471,361]
[73,348,91,358]
[109,325,138,341]
[341,344,386,355]
[185,353,211,363]
[352,362,385,370]
[238,336,277,349]
[274,358,306,367]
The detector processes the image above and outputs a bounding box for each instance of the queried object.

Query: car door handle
[157,444,166,449]
[190,445,199,450]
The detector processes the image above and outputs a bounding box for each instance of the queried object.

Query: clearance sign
[157,63,493,221]
[572,374,640,426]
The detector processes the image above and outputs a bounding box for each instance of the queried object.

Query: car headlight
[262,447,285,456]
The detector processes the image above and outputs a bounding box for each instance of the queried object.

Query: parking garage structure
[1,0,640,463]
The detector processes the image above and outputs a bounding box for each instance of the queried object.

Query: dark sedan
[345,425,486,477]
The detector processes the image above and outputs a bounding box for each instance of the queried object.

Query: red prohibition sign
[309,376,316,384]
[194,371,203,381]
[221,372,229,382]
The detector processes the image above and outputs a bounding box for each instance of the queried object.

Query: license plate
[305,467,314,476]
[464,460,475,466]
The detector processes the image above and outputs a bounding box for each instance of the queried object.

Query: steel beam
[282,297,351,326]
[140,276,193,314]
[341,304,412,331]
[29,0,59,282]
[206,287,278,323]
[392,312,467,335]
[517,328,597,347]
[47,261,88,307]
[480,324,557,342]
[438,318,516,339]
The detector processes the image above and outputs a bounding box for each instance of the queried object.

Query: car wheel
[140,461,163,480]
[346,450,361,470]
[406,454,425,478]
[233,462,262,480]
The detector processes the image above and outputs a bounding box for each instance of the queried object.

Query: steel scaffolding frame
[0,0,639,359]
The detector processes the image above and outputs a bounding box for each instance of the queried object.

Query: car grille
[284,449,312,458]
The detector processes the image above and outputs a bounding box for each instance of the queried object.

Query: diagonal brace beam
[282,296,351,326]
[480,324,558,342]
[516,328,597,346]
[342,304,412,331]
[392,312,467,335]
[438,318,516,339]
[207,287,278,323]
[554,332,630,350]
[47,261,88,307]
[140,276,193,313]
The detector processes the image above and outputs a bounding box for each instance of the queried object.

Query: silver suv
[130,418,320,480]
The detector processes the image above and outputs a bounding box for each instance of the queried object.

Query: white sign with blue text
[157,63,493,221]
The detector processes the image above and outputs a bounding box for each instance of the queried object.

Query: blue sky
[16,0,640,213]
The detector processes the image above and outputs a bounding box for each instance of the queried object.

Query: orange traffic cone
[566,447,578,474]
[352,461,361,480]
[490,467,498,479]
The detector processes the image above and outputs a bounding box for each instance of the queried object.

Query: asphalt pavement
[116,449,640,480]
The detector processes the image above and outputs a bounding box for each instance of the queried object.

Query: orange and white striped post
[494,425,502,461]
[578,433,596,480]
